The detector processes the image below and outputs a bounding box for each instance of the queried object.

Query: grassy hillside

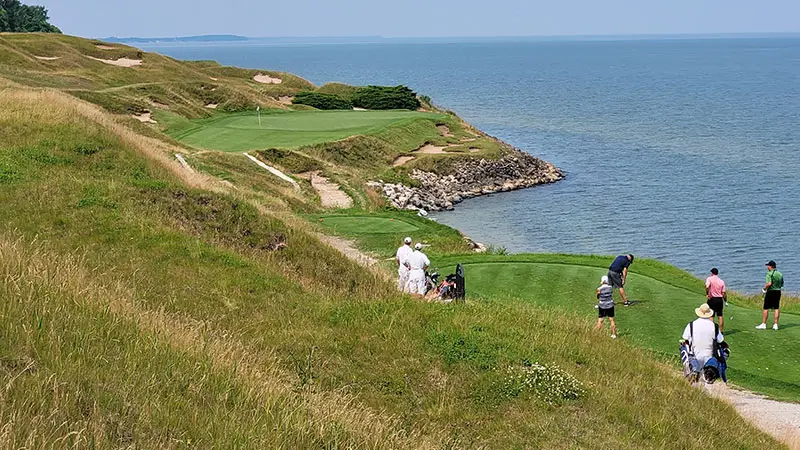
[317,215,800,402]
[0,34,784,448]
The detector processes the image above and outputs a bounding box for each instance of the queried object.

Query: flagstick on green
[257,106,261,128]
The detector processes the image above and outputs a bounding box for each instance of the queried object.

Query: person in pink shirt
[705,268,727,332]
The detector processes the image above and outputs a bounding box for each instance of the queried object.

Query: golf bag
[453,263,465,302]
[424,270,440,295]
[680,342,702,383]
[425,264,466,303]
[681,322,729,384]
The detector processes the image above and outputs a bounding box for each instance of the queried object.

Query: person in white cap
[404,243,430,297]
[395,237,413,291]
[681,303,724,367]
[595,275,616,338]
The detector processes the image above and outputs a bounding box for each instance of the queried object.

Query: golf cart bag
[424,270,440,295]
[681,322,729,384]
[680,342,702,383]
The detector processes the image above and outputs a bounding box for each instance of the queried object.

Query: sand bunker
[133,112,157,124]
[437,125,454,137]
[87,56,142,68]
[310,172,353,208]
[278,96,293,105]
[34,55,60,61]
[209,77,218,81]
[205,103,218,109]
[392,156,416,167]
[353,107,368,111]
[95,44,117,50]
[415,144,453,154]
[253,74,282,84]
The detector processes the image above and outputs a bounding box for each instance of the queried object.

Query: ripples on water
[142,37,800,292]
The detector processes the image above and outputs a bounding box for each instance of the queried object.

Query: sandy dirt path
[243,153,300,190]
[705,383,800,448]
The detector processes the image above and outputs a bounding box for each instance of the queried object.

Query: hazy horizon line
[105,31,800,41]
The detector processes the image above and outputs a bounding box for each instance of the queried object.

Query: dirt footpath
[705,383,800,448]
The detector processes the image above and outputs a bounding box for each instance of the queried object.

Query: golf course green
[320,214,800,402]
[438,254,800,401]
[318,216,419,234]
[166,110,446,152]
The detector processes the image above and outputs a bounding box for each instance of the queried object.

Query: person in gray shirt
[595,275,617,339]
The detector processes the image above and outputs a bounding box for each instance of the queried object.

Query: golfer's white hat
[404,237,412,244]
[414,243,422,250]
[601,275,609,284]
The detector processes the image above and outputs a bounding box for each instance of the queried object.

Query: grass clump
[257,148,323,173]
[501,363,586,406]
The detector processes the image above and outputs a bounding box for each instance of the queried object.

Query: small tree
[352,85,421,110]
[0,0,61,33]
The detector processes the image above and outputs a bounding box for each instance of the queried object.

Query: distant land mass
[103,35,249,44]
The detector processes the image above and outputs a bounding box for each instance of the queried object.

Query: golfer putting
[608,254,634,306]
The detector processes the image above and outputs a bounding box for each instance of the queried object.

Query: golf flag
[257,106,261,127]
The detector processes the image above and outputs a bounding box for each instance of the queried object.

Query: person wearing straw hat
[395,237,413,291]
[681,303,724,367]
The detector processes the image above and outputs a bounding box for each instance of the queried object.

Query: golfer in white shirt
[395,237,413,291]
[404,243,430,296]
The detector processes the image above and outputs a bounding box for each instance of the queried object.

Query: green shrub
[352,85,421,110]
[317,83,358,100]
[292,91,353,110]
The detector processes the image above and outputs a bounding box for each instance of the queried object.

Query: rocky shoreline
[368,150,563,212]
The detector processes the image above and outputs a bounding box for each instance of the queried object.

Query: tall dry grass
[0,234,442,448]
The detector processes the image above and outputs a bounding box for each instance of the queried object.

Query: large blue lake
[141,37,800,292]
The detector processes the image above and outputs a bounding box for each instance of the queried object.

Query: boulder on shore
[368,150,564,212]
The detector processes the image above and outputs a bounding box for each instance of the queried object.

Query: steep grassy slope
[0,35,783,448]
[0,32,314,117]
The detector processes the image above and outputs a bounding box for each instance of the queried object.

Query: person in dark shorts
[705,268,727,332]
[608,254,634,306]
[756,260,784,330]
[595,275,616,338]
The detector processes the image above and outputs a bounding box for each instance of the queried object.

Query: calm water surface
[141,37,800,292]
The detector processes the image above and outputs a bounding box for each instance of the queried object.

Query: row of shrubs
[292,85,421,111]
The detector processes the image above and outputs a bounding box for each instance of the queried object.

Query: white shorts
[397,268,410,290]
[405,270,426,294]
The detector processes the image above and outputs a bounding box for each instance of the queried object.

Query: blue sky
[37,0,800,38]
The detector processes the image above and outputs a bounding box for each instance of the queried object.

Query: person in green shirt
[756,260,784,330]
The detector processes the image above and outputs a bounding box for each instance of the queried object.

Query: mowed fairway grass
[166,110,446,152]
[438,254,800,402]
[317,216,800,402]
